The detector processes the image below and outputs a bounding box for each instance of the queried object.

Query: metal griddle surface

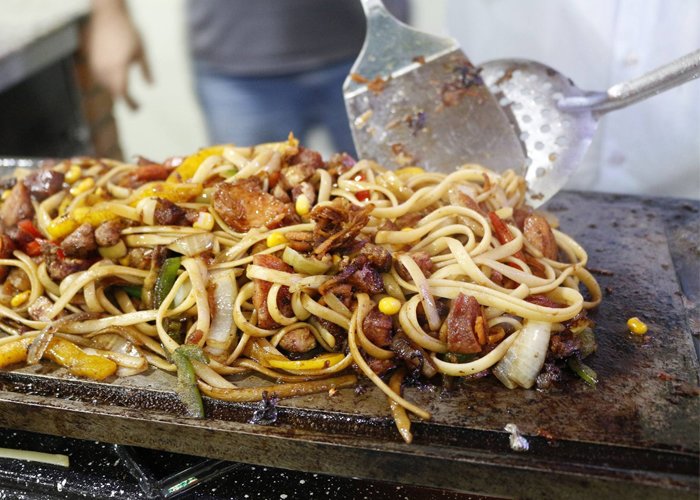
[0,190,698,499]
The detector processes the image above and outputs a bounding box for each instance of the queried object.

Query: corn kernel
[295,194,311,216]
[193,211,215,231]
[266,232,287,248]
[10,291,30,308]
[332,254,341,264]
[627,317,648,335]
[69,177,95,196]
[395,166,425,177]
[378,296,402,316]
[65,165,82,184]
[1,190,10,201]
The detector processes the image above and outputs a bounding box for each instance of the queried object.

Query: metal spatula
[344,0,525,173]
[480,50,700,206]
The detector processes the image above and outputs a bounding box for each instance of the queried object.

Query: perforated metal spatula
[480,50,700,206]
[344,0,525,173]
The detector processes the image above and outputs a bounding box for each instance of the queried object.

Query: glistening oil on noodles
[0,135,601,443]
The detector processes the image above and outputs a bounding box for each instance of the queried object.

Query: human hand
[86,0,152,110]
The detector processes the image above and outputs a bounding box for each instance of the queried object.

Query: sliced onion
[98,240,127,260]
[398,254,441,332]
[282,247,331,275]
[27,329,55,365]
[493,320,551,389]
[136,198,158,225]
[168,233,217,257]
[88,332,147,376]
[207,270,237,351]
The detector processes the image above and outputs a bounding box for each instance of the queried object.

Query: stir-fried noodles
[0,136,601,443]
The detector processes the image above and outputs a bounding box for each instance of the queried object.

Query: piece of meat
[366,356,396,376]
[213,177,296,232]
[326,152,356,176]
[153,198,198,226]
[448,187,485,215]
[362,307,393,347]
[3,267,30,294]
[61,223,97,258]
[284,231,314,253]
[287,147,324,171]
[445,293,482,354]
[549,331,584,360]
[360,243,392,272]
[23,169,65,201]
[391,334,438,378]
[291,181,316,205]
[0,234,14,281]
[43,244,91,281]
[125,247,153,270]
[523,214,558,260]
[272,183,291,203]
[310,198,374,256]
[281,164,316,189]
[526,294,565,308]
[27,296,53,321]
[1,183,34,227]
[323,283,353,308]
[315,316,346,351]
[252,254,294,329]
[395,251,434,281]
[319,255,384,296]
[394,211,424,229]
[94,219,124,247]
[278,327,317,353]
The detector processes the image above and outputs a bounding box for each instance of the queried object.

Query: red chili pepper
[355,190,370,201]
[17,220,43,239]
[24,240,43,257]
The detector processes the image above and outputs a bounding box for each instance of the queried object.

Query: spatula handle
[559,49,700,114]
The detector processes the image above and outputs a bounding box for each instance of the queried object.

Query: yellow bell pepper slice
[46,214,80,240]
[129,181,203,206]
[44,338,117,381]
[72,206,118,226]
[268,352,345,371]
[0,337,33,368]
[169,146,227,182]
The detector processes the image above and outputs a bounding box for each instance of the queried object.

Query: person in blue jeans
[87,0,409,156]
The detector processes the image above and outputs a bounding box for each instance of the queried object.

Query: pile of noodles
[0,137,601,443]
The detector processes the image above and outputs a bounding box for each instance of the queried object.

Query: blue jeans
[194,59,356,156]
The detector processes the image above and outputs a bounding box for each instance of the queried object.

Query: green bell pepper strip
[154,257,181,309]
[172,345,210,418]
[568,357,598,386]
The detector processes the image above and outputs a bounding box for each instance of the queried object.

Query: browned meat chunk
[252,254,293,329]
[326,152,356,177]
[366,356,396,376]
[94,219,124,247]
[315,316,346,350]
[213,177,296,232]
[311,198,373,256]
[360,243,392,272]
[391,335,438,379]
[445,293,482,354]
[284,231,314,253]
[549,331,584,360]
[125,247,153,270]
[43,244,91,281]
[1,183,34,227]
[23,169,65,201]
[323,283,353,308]
[0,235,15,281]
[395,251,434,281]
[153,198,198,226]
[523,214,558,260]
[319,254,384,296]
[27,296,53,321]
[287,147,324,171]
[278,327,317,353]
[362,307,393,347]
[448,187,485,216]
[61,223,97,258]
